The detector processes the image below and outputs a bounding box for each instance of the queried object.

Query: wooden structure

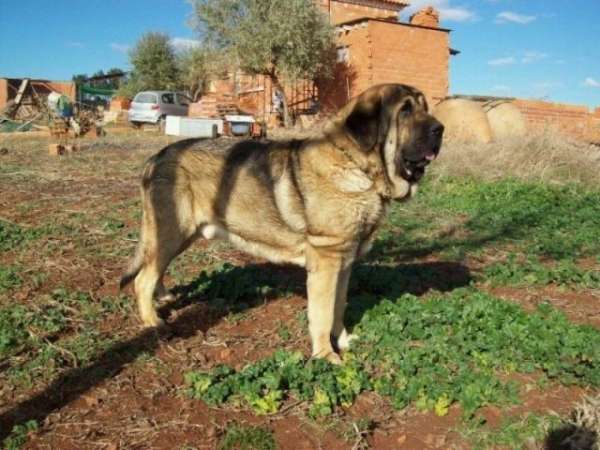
[0,77,76,122]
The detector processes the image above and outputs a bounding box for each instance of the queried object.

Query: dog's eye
[400,100,413,117]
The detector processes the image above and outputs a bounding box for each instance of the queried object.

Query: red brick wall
[369,21,448,107]
[319,20,449,110]
[205,73,317,121]
[513,98,600,142]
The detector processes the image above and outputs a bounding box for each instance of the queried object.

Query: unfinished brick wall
[202,72,317,121]
[513,98,600,142]
[369,21,449,106]
[319,19,449,110]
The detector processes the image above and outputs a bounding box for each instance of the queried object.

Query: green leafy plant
[484,254,600,289]
[2,420,38,450]
[0,264,22,291]
[185,290,599,419]
[185,349,371,416]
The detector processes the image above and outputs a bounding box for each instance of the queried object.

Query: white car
[128,91,192,127]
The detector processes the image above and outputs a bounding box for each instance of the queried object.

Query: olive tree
[178,45,230,101]
[189,0,336,127]
[118,31,182,97]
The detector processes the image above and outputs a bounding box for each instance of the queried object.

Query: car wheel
[130,121,142,129]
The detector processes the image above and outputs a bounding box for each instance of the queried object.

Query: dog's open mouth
[405,149,438,168]
[400,146,440,181]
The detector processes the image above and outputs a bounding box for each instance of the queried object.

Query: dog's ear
[344,91,390,152]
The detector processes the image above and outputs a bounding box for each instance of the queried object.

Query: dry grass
[433,129,600,186]
[571,394,600,450]
[541,394,600,450]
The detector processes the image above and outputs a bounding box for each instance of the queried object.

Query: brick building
[316,1,452,109]
[200,0,453,121]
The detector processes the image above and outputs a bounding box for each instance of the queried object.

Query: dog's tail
[119,238,145,291]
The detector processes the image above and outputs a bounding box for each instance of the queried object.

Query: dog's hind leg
[133,196,200,327]
[134,231,195,327]
[135,258,166,328]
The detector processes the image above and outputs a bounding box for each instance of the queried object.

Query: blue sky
[0,0,598,109]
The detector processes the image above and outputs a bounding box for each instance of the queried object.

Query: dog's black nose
[430,121,444,137]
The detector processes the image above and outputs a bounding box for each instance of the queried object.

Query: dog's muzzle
[399,121,443,181]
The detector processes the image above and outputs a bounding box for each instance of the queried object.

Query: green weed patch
[381,178,600,286]
[429,178,599,257]
[216,423,278,450]
[185,289,599,418]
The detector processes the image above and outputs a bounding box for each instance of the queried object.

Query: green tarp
[79,85,116,95]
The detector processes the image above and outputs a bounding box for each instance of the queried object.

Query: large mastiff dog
[121,84,443,363]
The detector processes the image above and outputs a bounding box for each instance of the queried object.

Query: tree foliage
[117,31,182,97]
[72,69,125,90]
[189,0,336,126]
[178,46,229,101]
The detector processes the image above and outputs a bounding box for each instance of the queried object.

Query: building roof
[334,0,409,9]
[335,16,452,33]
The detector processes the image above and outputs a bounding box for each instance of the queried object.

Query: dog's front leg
[332,265,358,351]
[306,248,345,364]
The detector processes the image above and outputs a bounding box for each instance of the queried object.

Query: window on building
[336,46,349,62]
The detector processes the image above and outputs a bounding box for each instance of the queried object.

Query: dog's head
[337,83,443,199]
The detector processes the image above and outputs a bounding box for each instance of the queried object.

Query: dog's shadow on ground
[345,259,472,329]
[0,258,470,440]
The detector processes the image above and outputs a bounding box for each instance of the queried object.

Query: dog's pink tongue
[426,152,437,162]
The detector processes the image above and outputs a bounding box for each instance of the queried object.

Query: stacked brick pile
[189,95,219,118]
[104,96,129,124]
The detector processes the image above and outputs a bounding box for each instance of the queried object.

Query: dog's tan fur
[120,84,443,363]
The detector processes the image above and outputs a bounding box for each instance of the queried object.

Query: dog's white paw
[155,286,175,302]
[313,350,343,365]
[141,314,165,329]
[336,330,359,350]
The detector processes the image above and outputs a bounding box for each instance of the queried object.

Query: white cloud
[442,8,478,22]
[403,0,479,23]
[67,41,85,48]
[171,37,202,51]
[488,56,516,66]
[584,77,600,88]
[495,11,536,25]
[522,51,548,64]
[110,43,131,53]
